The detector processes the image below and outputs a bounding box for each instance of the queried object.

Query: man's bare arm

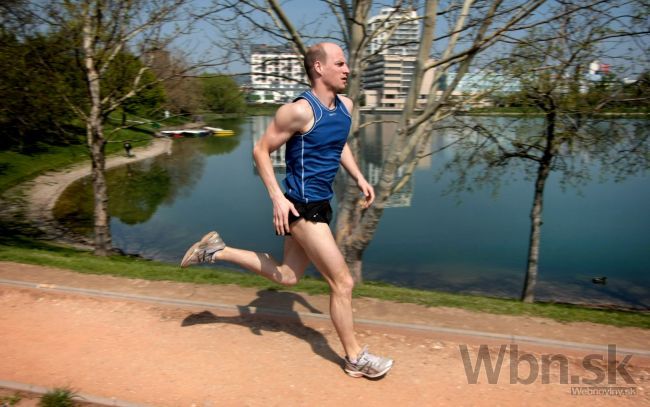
[252,100,312,235]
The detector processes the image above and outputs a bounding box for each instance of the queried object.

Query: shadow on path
[181,289,342,366]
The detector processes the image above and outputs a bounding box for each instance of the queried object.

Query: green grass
[0,237,328,292]
[0,144,89,192]
[1,393,22,406]
[0,125,154,193]
[0,239,647,329]
[246,103,282,116]
[38,387,77,407]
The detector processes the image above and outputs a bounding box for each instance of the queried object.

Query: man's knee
[330,272,355,296]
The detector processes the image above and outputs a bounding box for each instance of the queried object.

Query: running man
[180,42,393,379]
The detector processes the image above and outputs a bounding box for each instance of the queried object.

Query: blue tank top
[283,90,352,203]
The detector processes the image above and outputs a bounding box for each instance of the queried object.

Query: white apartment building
[363,54,435,109]
[250,44,308,104]
[367,7,419,56]
[363,7,430,110]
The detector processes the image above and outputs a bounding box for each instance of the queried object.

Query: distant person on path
[180,42,393,378]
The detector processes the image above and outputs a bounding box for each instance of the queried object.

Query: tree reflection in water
[53,122,243,237]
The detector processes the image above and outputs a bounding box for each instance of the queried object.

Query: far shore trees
[27,0,215,255]
[0,31,83,150]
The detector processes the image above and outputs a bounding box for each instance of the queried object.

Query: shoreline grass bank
[0,239,647,329]
[0,127,154,194]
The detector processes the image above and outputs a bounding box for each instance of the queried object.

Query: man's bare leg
[210,221,361,359]
[212,236,310,286]
[183,224,392,376]
[287,220,362,359]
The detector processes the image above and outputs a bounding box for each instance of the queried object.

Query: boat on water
[160,127,235,138]
[205,126,235,137]
[160,129,211,138]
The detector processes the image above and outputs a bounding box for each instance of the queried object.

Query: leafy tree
[148,49,203,116]
[201,74,246,114]
[37,0,206,255]
[104,52,166,124]
[0,31,83,150]
[0,29,168,151]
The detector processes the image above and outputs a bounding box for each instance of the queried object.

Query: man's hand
[340,142,374,209]
[357,177,375,209]
[272,194,300,235]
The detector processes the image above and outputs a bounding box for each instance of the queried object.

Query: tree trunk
[83,7,112,256]
[521,110,556,302]
[521,160,551,302]
[340,237,364,284]
[89,122,112,256]
[336,197,386,284]
[334,0,438,283]
[332,0,371,282]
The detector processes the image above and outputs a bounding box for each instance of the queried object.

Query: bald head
[304,42,343,83]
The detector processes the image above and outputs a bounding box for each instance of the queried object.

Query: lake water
[54,116,650,308]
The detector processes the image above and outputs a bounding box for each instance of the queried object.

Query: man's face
[317,44,350,92]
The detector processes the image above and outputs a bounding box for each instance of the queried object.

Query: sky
[172,0,427,74]
[172,0,345,74]
[169,0,648,78]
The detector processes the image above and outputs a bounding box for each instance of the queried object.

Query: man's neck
[310,85,337,109]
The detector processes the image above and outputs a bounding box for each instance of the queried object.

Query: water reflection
[52,116,649,308]
[252,116,285,174]
[355,115,417,208]
[54,125,243,235]
[351,116,649,308]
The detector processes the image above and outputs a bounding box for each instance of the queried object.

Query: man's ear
[313,60,323,76]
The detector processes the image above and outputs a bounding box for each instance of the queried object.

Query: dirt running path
[1,263,648,406]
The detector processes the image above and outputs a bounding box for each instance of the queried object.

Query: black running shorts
[279,193,333,235]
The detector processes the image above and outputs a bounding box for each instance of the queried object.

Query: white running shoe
[180,231,226,268]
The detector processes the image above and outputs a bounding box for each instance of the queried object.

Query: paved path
[1,262,648,406]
